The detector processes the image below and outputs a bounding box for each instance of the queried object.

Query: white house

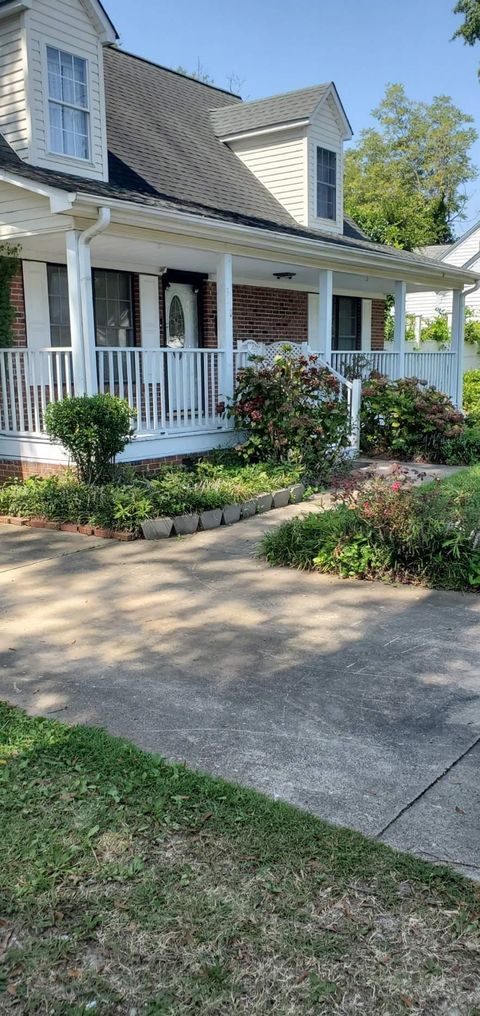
[406,221,480,372]
[0,0,478,478]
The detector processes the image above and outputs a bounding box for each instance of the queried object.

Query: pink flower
[391,482,401,492]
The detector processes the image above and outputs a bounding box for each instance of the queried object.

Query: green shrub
[45,394,135,485]
[261,466,480,591]
[419,313,450,348]
[360,375,465,462]
[464,309,480,350]
[225,345,350,482]
[463,369,480,422]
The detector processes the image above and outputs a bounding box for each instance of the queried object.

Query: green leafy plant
[0,459,305,534]
[45,394,135,485]
[463,368,480,420]
[464,308,480,349]
[261,465,480,590]
[224,345,350,482]
[420,312,451,348]
[360,375,465,461]
[0,244,21,348]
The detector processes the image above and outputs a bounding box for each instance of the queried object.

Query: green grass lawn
[1,703,480,1014]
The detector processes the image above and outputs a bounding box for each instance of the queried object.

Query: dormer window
[47,46,89,160]
[316,147,336,220]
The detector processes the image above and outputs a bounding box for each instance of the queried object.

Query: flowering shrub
[225,345,350,480]
[261,464,480,590]
[360,375,466,461]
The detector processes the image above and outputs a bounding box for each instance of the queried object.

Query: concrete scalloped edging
[0,484,306,543]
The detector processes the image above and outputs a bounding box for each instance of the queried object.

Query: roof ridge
[212,81,331,112]
[106,46,241,99]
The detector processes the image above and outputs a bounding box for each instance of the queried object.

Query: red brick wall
[0,452,202,482]
[10,265,27,348]
[371,299,386,350]
[201,281,308,347]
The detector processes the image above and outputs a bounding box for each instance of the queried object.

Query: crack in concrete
[376,731,480,839]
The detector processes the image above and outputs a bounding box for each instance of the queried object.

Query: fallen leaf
[6,985,17,997]
[455,806,465,815]
[67,969,82,979]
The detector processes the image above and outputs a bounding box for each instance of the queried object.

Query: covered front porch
[0,211,468,466]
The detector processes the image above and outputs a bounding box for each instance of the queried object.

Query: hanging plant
[0,243,21,348]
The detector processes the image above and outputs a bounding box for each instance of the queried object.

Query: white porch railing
[404,351,457,400]
[0,347,73,434]
[96,347,224,434]
[331,350,401,380]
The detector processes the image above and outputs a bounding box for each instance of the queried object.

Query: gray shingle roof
[210,84,330,137]
[102,48,299,228]
[0,48,476,277]
[416,243,452,260]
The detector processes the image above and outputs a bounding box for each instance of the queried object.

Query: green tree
[452,0,480,75]
[344,84,477,249]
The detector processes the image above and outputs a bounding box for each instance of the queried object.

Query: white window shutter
[139,274,160,347]
[23,261,50,350]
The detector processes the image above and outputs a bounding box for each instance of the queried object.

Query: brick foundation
[0,452,205,483]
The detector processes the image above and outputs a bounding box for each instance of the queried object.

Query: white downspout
[78,206,111,394]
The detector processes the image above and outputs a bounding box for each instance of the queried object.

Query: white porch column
[318,269,333,362]
[78,240,98,395]
[216,253,234,401]
[65,230,87,395]
[393,281,406,379]
[451,289,465,408]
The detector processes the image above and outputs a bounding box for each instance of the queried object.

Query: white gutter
[73,191,479,289]
[78,207,111,393]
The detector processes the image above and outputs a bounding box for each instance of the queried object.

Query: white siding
[0,13,29,160]
[230,127,307,225]
[406,251,480,371]
[0,180,72,239]
[25,0,108,180]
[444,225,480,267]
[307,95,343,234]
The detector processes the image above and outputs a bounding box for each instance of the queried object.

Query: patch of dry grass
[1,703,479,1014]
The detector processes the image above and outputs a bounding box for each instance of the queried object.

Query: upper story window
[316,147,336,221]
[47,46,89,160]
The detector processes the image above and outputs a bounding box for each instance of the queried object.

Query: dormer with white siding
[0,0,117,182]
[211,83,352,234]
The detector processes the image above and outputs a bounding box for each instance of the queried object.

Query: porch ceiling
[17,231,449,298]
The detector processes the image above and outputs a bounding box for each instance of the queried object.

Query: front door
[165,283,199,416]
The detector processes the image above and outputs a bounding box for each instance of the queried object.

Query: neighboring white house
[406,221,480,371]
[0,0,478,478]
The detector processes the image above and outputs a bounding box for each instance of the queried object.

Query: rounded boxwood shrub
[45,394,135,485]
[463,369,480,422]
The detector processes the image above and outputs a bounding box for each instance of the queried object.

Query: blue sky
[108,0,480,232]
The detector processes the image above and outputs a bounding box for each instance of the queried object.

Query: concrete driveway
[1,505,480,879]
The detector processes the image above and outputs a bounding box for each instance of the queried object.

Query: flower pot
[172,514,199,536]
[272,488,290,509]
[255,493,273,514]
[222,504,241,525]
[289,483,305,503]
[141,517,174,540]
[240,500,256,519]
[199,508,223,531]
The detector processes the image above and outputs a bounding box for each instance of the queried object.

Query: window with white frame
[47,46,89,160]
[316,147,336,220]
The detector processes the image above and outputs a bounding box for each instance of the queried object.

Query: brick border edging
[0,485,306,543]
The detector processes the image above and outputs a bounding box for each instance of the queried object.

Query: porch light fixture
[273,271,296,280]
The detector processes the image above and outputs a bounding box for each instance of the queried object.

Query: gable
[443,222,480,268]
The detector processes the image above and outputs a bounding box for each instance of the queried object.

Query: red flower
[391,481,401,492]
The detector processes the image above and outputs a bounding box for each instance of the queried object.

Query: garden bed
[261,464,480,591]
[0,461,306,541]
